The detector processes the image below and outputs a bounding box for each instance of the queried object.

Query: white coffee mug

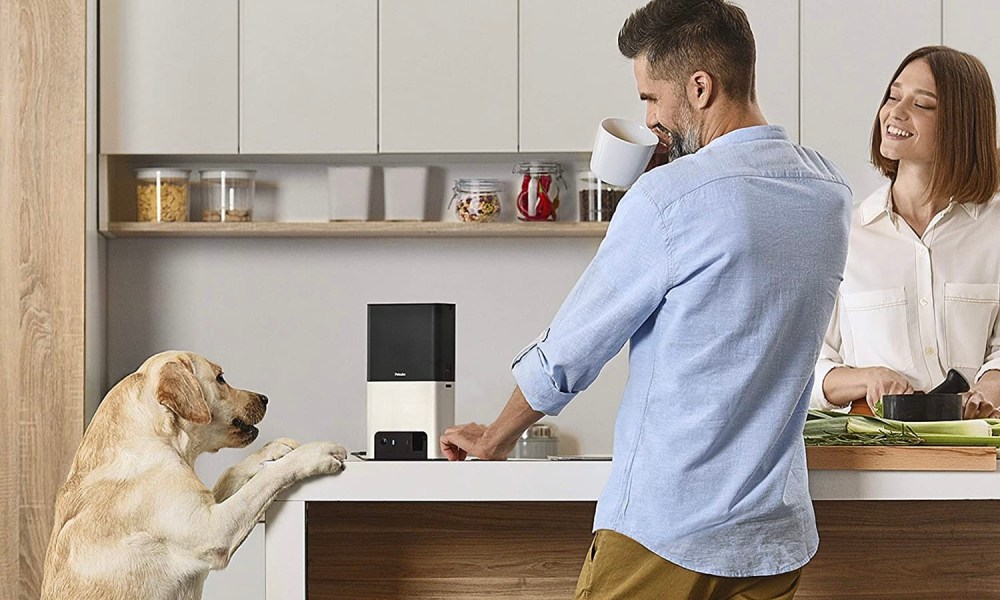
[589,117,659,188]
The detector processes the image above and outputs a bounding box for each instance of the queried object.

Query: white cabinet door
[944,0,1000,123]
[241,0,377,154]
[519,0,645,153]
[738,0,799,142]
[380,0,518,153]
[99,0,238,154]
[801,0,940,198]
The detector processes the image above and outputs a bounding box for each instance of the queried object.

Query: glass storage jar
[450,178,503,222]
[509,423,559,459]
[514,161,565,221]
[135,169,190,222]
[200,169,255,222]
[578,171,627,222]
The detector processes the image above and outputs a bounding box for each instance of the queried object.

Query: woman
[812,46,1000,419]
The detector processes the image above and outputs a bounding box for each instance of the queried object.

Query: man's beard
[665,105,702,161]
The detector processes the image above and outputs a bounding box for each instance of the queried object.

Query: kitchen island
[265,459,1000,600]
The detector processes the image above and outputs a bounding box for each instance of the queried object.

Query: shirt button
[918,246,928,255]
[919,297,929,306]
[925,346,936,356]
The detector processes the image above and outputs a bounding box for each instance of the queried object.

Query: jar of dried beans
[450,178,503,223]
[199,170,255,222]
[135,169,191,222]
[513,161,564,221]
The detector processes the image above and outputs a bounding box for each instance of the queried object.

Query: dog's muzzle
[232,418,259,442]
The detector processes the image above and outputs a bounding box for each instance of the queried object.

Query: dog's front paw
[288,442,348,478]
[258,438,301,462]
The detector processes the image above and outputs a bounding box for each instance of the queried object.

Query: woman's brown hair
[871,46,999,205]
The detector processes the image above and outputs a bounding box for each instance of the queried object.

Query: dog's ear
[155,358,211,425]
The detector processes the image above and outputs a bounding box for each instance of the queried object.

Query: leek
[803,410,1000,446]
[845,416,992,438]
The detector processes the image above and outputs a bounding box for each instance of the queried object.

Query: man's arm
[440,386,543,461]
[440,182,674,460]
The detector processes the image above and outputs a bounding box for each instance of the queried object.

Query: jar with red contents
[513,161,565,221]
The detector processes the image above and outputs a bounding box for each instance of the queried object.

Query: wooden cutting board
[806,445,997,471]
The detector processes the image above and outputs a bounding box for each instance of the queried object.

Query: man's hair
[871,46,999,205]
[618,0,757,103]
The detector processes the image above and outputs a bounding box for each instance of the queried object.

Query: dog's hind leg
[212,438,301,502]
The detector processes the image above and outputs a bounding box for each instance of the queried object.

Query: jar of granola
[450,178,503,223]
[135,169,190,222]
[513,161,565,221]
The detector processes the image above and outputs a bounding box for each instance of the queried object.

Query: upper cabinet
[99,0,806,156]
[801,0,940,198]
[518,0,800,152]
[519,0,645,153]
[100,0,239,154]
[240,0,377,154]
[944,0,1000,123]
[739,0,799,142]
[379,0,518,153]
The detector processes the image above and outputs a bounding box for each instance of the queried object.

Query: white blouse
[811,183,1000,410]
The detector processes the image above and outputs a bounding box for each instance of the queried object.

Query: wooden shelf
[102,221,610,238]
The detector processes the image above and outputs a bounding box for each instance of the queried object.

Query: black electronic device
[374,431,429,461]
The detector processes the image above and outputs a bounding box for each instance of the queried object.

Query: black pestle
[926,369,971,395]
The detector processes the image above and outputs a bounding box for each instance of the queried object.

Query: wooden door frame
[0,0,89,598]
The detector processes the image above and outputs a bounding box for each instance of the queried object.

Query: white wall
[106,236,628,483]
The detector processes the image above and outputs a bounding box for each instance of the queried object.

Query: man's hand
[860,367,914,414]
[440,422,511,461]
[439,386,545,462]
[644,140,672,172]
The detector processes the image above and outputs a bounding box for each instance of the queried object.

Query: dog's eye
[216,373,226,385]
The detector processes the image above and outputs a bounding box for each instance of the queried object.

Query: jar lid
[521,423,556,439]
[135,168,190,179]
[513,161,562,175]
[199,169,256,180]
[577,170,628,190]
[454,178,502,193]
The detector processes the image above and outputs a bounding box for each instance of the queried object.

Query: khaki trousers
[574,530,802,600]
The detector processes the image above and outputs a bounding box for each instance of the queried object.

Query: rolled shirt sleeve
[811,294,851,412]
[511,183,674,415]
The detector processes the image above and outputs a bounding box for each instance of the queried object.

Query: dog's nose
[258,394,268,406]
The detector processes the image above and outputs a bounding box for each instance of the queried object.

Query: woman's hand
[961,390,1000,419]
[861,367,914,414]
[963,372,1000,419]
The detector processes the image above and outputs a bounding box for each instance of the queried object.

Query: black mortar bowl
[882,369,970,422]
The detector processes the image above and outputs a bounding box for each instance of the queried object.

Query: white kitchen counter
[263,458,1000,599]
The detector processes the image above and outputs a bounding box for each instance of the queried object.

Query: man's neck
[700,101,768,147]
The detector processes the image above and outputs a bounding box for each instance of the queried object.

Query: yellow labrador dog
[41,350,347,600]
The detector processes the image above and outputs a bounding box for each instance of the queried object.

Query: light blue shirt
[511,125,851,577]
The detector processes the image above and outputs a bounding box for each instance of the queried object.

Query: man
[440,0,851,597]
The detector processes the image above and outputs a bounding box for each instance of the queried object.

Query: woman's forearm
[821,366,869,407]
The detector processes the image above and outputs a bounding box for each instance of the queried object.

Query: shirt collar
[703,125,789,150]
[859,184,893,227]
[959,202,982,220]
[860,184,983,227]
